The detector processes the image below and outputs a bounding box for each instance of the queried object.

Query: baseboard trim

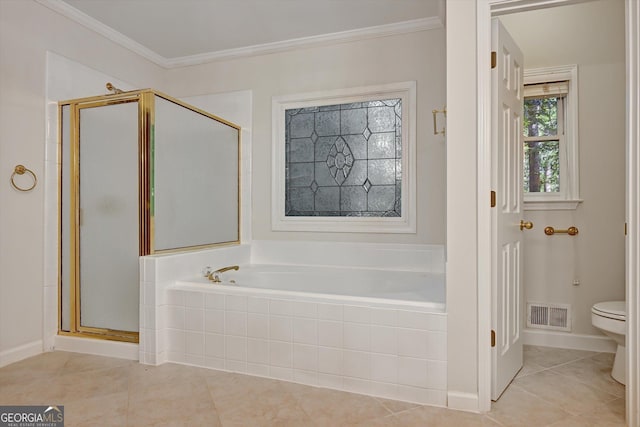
[0,340,43,368]
[54,335,138,360]
[523,329,617,353]
[447,391,480,412]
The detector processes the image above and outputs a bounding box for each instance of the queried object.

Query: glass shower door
[77,101,140,334]
[60,97,141,341]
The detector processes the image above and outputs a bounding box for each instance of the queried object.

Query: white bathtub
[153,263,448,406]
[177,264,445,311]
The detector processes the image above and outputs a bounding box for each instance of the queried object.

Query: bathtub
[156,264,448,406]
[178,264,445,311]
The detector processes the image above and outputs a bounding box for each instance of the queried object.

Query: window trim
[271,81,417,233]
[523,65,582,211]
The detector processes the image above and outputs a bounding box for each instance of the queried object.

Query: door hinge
[491,329,496,347]
[491,51,497,69]
[490,191,496,208]
[625,222,627,236]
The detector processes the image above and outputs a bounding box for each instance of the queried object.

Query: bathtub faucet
[206,265,239,283]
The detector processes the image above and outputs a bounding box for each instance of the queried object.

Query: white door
[491,17,527,400]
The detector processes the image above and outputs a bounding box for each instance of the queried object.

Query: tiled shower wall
[285,99,402,217]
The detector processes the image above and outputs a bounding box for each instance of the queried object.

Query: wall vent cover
[527,302,571,332]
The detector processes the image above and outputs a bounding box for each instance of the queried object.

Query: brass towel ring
[10,164,37,192]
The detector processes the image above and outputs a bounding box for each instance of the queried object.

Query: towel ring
[10,165,37,192]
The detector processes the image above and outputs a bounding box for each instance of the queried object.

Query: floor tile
[206,374,312,426]
[0,351,71,391]
[394,405,503,427]
[1,350,71,377]
[350,413,401,426]
[128,361,223,393]
[590,351,616,366]
[292,386,392,426]
[63,391,128,427]
[206,373,284,407]
[215,400,313,427]
[546,398,626,427]
[59,365,131,402]
[522,345,596,368]
[513,369,619,416]
[127,376,221,426]
[0,347,627,427]
[551,355,625,398]
[490,385,573,427]
[515,360,546,379]
[375,396,419,414]
[2,365,129,405]
[60,352,133,374]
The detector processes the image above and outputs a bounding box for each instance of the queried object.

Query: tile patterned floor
[0,345,625,426]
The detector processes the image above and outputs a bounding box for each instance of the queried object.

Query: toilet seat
[592,301,626,321]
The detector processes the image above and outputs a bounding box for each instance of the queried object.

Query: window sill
[524,199,583,211]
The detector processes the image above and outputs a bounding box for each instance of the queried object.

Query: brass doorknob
[520,220,534,230]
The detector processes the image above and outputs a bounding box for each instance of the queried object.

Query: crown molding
[490,0,597,15]
[36,0,443,69]
[164,17,443,68]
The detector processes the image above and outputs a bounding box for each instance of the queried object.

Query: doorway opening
[471,0,639,424]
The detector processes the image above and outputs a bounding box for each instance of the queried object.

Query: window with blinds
[523,81,567,194]
[522,65,581,210]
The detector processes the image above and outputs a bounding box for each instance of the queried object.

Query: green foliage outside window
[523,97,560,193]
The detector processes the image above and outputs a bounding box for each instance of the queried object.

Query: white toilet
[591,301,626,385]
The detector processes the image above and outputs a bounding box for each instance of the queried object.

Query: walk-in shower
[58,85,241,343]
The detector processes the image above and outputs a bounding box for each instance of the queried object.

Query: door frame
[474,0,639,424]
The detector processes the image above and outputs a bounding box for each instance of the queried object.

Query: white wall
[0,0,164,362]
[163,28,447,245]
[0,1,446,363]
[500,0,626,336]
[445,0,480,409]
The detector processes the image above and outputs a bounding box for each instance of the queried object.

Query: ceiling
[47,0,442,67]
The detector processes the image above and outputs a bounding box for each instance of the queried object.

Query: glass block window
[285,99,402,217]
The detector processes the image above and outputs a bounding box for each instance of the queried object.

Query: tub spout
[207,265,239,283]
[216,265,240,273]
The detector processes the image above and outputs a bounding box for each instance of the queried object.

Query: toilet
[591,301,626,385]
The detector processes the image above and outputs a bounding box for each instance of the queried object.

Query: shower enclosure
[58,88,240,342]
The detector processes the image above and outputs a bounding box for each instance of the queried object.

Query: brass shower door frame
[146,92,242,254]
[58,90,150,343]
[58,89,241,343]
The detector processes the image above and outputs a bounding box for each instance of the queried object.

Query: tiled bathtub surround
[161,288,446,406]
[138,244,251,365]
[139,241,446,406]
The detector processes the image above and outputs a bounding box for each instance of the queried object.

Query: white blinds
[524,81,569,98]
